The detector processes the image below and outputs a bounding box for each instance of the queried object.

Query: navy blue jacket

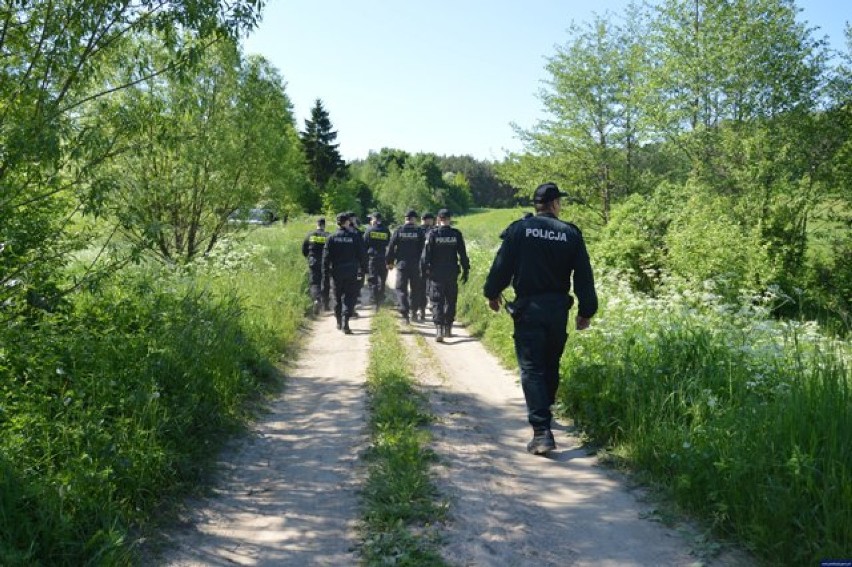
[483,213,598,318]
[322,227,367,281]
[364,223,391,259]
[386,222,425,271]
[421,225,470,281]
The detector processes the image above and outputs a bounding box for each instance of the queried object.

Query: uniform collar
[536,212,558,219]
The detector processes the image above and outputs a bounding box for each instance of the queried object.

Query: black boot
[527,429,556,455]
[335,315,342,330]
[312,299,321,316]
[342,316,352,334]
[444,322,452,338]
[435,323,444,343]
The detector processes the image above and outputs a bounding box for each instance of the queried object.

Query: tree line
[2,0,848,330]
[0,1,510,325]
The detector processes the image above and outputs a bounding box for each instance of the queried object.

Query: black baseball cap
[422,211,435,220]
[405,209,419,219]
[369,211,382,219]
[437,208,451,218]
[317,217,326,224]
[336,212,349,224]
[533,182,569,204]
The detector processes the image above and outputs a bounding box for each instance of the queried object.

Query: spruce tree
[300,98,345,189]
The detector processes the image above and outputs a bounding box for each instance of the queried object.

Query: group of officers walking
[302,182,598,456]
[302,208,469,341]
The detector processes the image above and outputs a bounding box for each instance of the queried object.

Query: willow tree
[500,7,649,223]
[0,0,263,315]
[94,39,304,262]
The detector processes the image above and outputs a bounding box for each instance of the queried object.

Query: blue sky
[241,1,849,162]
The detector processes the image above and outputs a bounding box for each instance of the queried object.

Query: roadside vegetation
[456,209,851,566]
[2,0,849,565]
[0,221,310,565]
[360,310,447,566]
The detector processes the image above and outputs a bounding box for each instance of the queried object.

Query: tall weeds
[455,209,851,565]
[0,221,311,565]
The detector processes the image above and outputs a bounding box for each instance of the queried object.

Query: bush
[0,221,311,564]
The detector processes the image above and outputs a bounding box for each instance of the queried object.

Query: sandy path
[400,314,750,567]
[157,275,749,566]
[159,302,374,566]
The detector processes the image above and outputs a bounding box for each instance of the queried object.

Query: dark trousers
[394,266,422,316]
[308,262,329,304]
[332,275,360,319]
[367,257,388,303]
[512,294,570,431]
[413,277,430,314]
[428,278,458,326]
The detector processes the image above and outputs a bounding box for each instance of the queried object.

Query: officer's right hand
[576,315,591,331]
[487,297,501,312]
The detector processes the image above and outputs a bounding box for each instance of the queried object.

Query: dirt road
[160,287,749,566]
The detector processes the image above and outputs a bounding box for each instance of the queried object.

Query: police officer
[483,182,598,455]
[363,211,391,309]
[322,212,367,334]
[302,216,330,315]
[421,209,470,342]
[412,212,436,322]
[386,209,425,324]
[347,211,367,313]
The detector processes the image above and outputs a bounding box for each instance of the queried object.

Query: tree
[300,98,346,200]
[505,8,650,223]
[0,0,262,316]
[94,38,305,262]
[646,0,825,175]
[436,155,519,207]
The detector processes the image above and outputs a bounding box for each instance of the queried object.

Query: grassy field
[454,208,852,566]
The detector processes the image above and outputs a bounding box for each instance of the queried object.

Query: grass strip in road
[360,310,447,566]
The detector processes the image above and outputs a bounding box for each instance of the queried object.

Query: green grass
[0,220,312,565]
[360,310,447,566]
[454,208,852,566]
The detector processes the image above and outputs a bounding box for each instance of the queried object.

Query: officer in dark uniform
[363,211,391,309]
[421,209,470,342]
[322,212,367,334]
[483,182,598,455]
[347,211,367,313]
[386,209,424,324]
[412,212,436,322]
[302,217,330,315]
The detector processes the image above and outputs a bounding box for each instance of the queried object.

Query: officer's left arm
[572,237,598,319]
[457,230,470,282]
[385,230,398,265]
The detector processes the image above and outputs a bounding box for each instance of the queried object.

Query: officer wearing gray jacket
[483,182,598,455]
